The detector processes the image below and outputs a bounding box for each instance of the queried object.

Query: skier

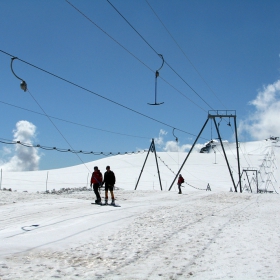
[91,166,103,204]
[101,166,116,205]
[177,174,184,194]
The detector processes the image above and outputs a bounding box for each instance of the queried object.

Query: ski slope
[1,139,279,194]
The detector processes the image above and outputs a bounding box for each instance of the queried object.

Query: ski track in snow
[0,190,280,279]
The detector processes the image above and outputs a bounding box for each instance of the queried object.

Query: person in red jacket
[91,166,103,204]
[177,174,184,194]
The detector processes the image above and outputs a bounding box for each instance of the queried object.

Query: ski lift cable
[0,49,209,141]
[156,155,177,175]
[156,155,205,190]
[183,182,207,191]
[163,150,181,166]
[0,100,150,140]
[164,61,214,109]
[156,147,213,187]
[106,0,214,110]
[0,138,147,156]
[27,89,92,173]
[145,0,227,110]
[10,57,91,173]
[64,0,207,113]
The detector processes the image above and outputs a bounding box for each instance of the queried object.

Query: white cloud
[239,79,280,140]
[0,121,40,171]
[154,129,167,146]
[154,129,202,153]
[163,141,193,152]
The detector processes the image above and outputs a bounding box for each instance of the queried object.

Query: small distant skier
[101,166,116,205]
[177,174,184,194]
[91,166,103,204]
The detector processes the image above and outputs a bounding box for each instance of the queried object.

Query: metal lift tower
[169,110,242,193]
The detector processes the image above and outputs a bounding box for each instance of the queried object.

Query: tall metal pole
[135,141,153,190]
[234,116,242,193]
[152,140,163,191]
[169,118,209,191]
[213,118,237,192]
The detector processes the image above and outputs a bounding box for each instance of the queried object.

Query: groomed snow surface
[1,139,280,279]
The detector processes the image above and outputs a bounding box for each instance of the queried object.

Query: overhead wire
[8,55,92,172]
[156,153,207,191]
[0,100,150,139]
[64,0,207,112]
[145,0,226,109]
[0,138,147,156]
[26,88,92,173]
[0,49,209,140]
[106,0,214,110]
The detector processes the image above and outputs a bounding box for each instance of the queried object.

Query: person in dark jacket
[91,166,103,204]
[102,166,116,205]
[177,174,184,194]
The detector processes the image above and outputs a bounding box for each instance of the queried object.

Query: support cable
[0,138,147,156]
[156,155,206,191]
[64,0,207,112]
[10,57,91,172]
[27,89,92,172]
[0,100,150,140]
[0,49,208,140]
[106,0,214,109]
[145,0,226,109]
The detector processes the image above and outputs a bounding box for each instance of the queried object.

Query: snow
[1,139,280,279]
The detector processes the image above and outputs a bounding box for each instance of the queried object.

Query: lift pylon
[169,110,242,193]
[135,139,163,190]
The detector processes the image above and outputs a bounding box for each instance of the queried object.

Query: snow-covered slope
[1,139,280,280]
[1,139,279,194]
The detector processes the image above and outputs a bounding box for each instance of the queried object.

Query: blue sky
[0,0,280,171]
